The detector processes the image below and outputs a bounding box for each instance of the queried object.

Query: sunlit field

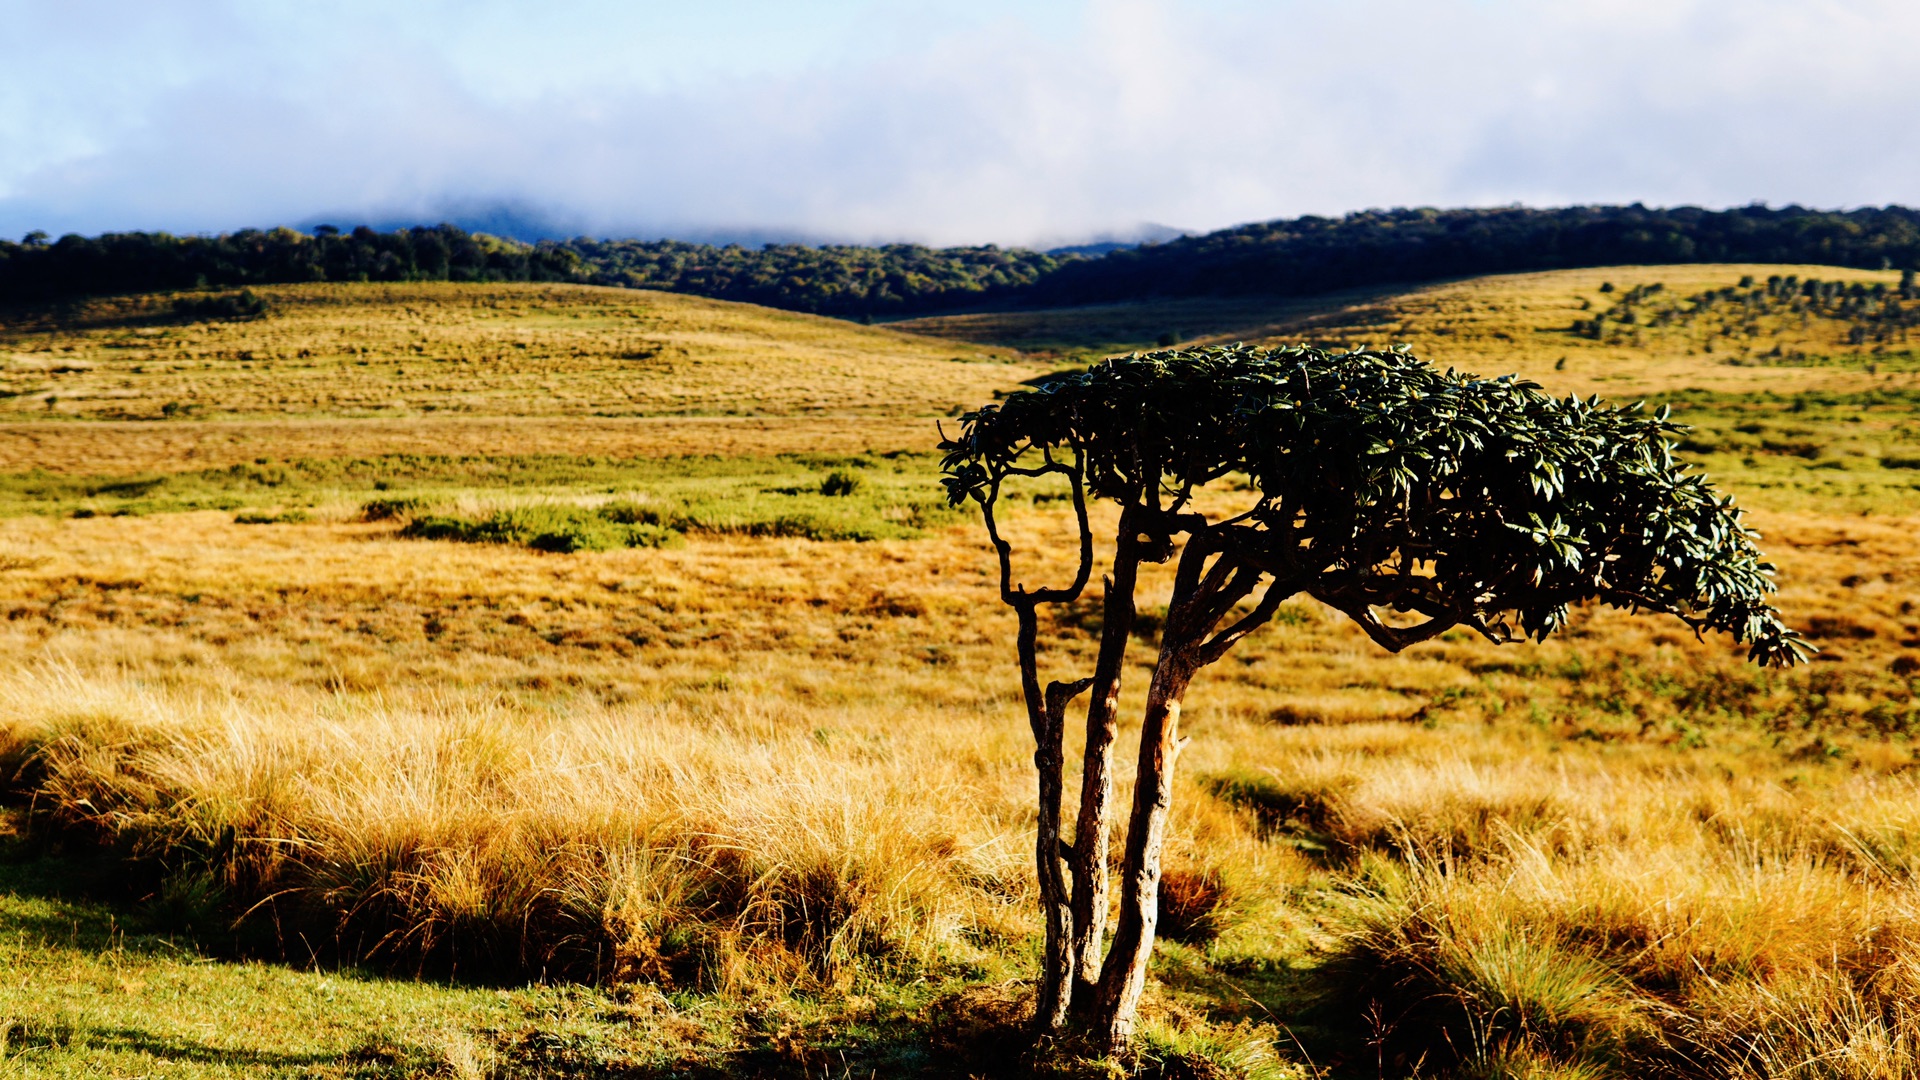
[0,281,1035,422]
[2,272,1919,1078]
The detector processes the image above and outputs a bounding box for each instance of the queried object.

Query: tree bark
[1017,604,1076,1030]
[1092,646,1195,1048]
[1068,546,1139,1016]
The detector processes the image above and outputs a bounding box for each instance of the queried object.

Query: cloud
[2,0,1917,245]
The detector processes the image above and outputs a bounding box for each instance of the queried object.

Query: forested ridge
[563,237,1062,316]
[4,204,1919,318]
[1027,204,1920,304]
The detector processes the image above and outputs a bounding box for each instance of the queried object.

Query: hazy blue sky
[3,0,1917,245]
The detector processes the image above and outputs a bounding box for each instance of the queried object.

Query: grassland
[0,282,1036,422]
[894,264,1916,395]
[0,272,1918,1078]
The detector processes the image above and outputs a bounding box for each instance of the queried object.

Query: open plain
[1,272,1919,1077]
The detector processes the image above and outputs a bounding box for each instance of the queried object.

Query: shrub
[359,497,425,521]
[597,499,685,528]
[1156,867,1234,944]
[172,288,269,321]
[819,470,863,497]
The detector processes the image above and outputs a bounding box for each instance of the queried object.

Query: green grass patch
[0,451,962,540]
[401,504,682,553]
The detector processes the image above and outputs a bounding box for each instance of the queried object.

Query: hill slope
[899,263,1919,396]
[0,281,1038,423]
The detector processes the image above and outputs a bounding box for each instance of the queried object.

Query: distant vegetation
[1028,204,1920,305]
[1576,271,1920,355]
[0,224,585,301]
[563,237,1064,316]
[6,205,1920,318]
[0,224,1063,316]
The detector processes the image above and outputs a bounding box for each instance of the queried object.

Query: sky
[3,0,1918,246]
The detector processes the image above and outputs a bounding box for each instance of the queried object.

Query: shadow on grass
[0,846,1339,1078]
[5,1022,424,1077]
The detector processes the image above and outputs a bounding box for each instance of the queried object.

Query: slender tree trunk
[1068,548,1139,1016]
[1093,646,1196,1048]
[1016,605,1076,1030]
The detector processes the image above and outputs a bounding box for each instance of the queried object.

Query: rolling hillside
[1,274,1918,1077]
[0,281,1037,424]
[899,263,1917,396]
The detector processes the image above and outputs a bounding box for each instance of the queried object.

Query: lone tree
[939,343,1806,1049]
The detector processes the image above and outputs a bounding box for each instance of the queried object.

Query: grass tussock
[1319,790,1920,1077]
[3,666,1030,992]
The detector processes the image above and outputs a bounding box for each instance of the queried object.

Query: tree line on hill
[1023,205,1920,306]
[562,238,1063,316]
[3,205,1918,318]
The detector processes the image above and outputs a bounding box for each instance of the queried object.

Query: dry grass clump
[1318,776,1920,1077]
[3,665,1031,990]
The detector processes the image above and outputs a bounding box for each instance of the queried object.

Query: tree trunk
[1092,647,1195,1048]
[1017,605,1076,1030]
[1069,551,1139,1016]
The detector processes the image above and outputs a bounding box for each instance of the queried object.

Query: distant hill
[1025,205,1920,306]
[5,205,1919,319]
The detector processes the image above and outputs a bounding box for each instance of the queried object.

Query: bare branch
[1046,677,1096,724]
[1194,577,1300,667]
[1311,590,1460,653]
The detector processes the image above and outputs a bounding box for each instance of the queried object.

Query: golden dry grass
[0,281,1041,422]
[1198,264,1917,401]
[0,415,940,474]
[2,273,1919,1077]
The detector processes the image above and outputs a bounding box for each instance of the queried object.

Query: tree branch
[1195,577,1298,666]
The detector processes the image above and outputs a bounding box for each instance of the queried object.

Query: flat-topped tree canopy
[942,343,1807,667]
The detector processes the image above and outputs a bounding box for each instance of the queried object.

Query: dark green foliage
[358,497,425,521]
[820,469,863,496]
[0,224,584,303]
[565,238,1065,316]
[941,344,1806,665]
[171,288,268,321]
[1026,205,1920,306]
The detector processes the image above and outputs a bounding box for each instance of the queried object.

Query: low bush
[234,509,309,525]
[171,288,269,321]
[358,497,425,521]
[820,469,863,497]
